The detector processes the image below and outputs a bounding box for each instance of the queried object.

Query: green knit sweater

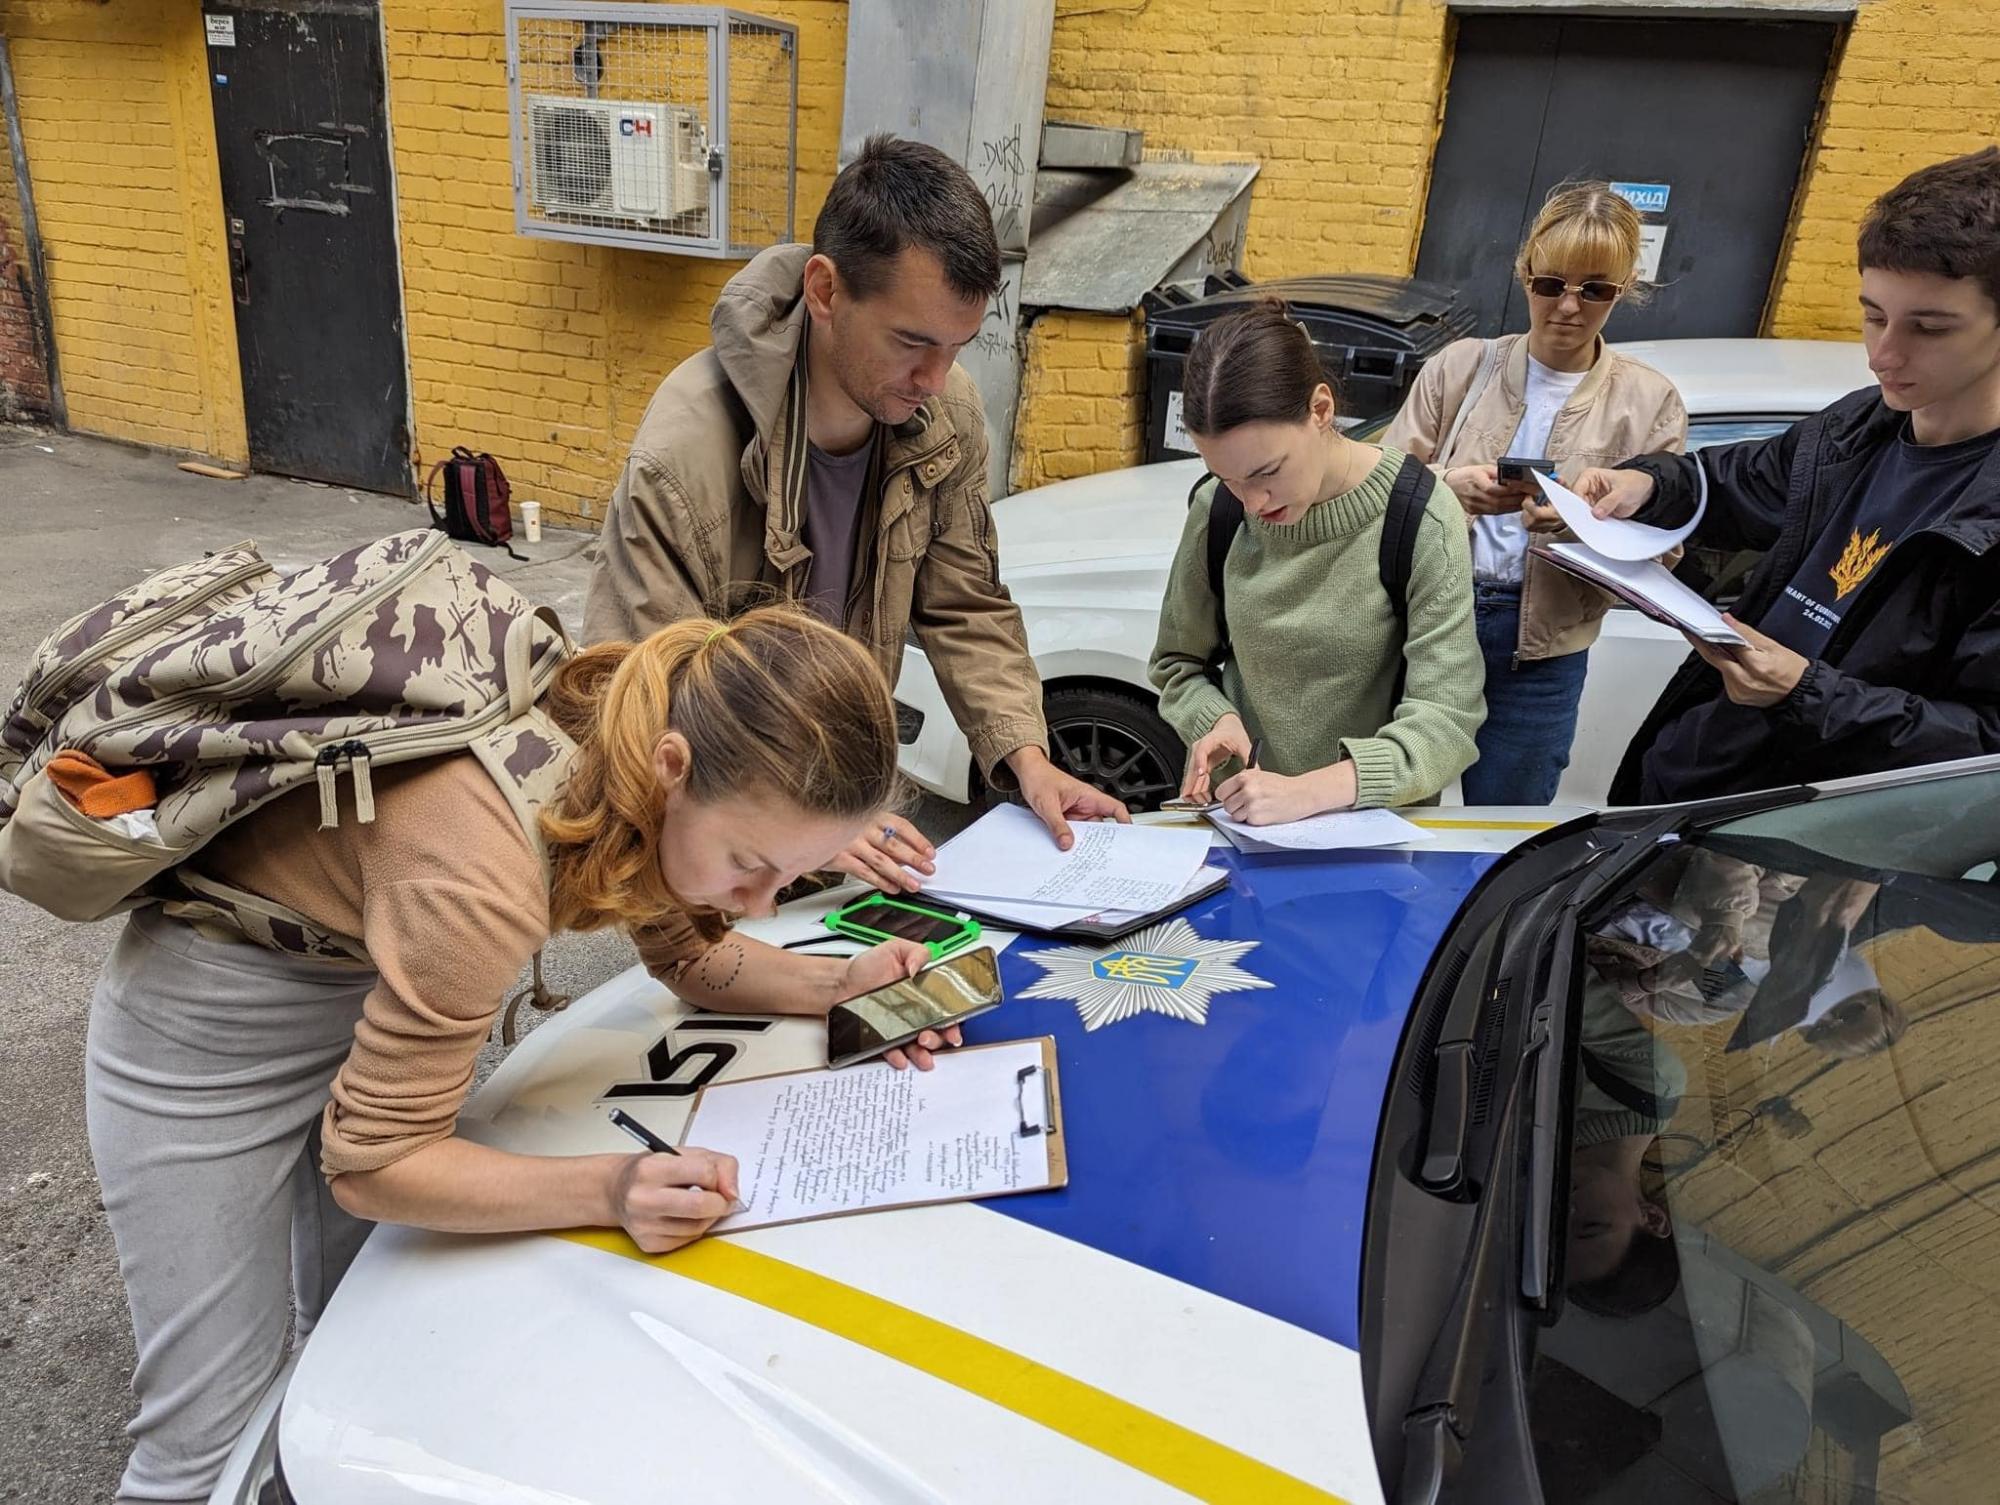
[1148,448,1485,809]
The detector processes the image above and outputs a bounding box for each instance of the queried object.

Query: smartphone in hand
[1496,455,1555,485]
[826,946,1001,1069]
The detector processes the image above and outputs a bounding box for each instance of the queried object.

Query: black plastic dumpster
[1142,273,1475,463]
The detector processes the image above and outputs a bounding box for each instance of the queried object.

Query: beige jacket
[583,244,1046,779]
[1384,334,1688,660]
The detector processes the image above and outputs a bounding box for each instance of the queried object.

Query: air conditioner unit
[526,94,709,222]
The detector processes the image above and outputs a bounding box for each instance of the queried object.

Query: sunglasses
[1527,275,1625,304]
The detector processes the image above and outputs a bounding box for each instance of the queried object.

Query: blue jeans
[1462,583,1590,806]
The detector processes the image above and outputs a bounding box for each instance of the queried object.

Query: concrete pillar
[839,0,1056,502]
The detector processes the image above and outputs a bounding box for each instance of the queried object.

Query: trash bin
[1142,273,1476,464]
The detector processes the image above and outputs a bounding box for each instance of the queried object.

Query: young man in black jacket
[1554,148,2000,804]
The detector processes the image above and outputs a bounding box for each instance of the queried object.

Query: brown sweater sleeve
[198,756,551,1177]
[201,756,729,1176]
[317,763,552,1176]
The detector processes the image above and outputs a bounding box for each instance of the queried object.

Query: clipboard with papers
[680,1037,1068,1233]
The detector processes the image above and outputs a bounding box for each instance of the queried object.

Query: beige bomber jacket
[1385,333,1689,661]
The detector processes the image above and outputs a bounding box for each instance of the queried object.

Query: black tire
[1039,684,1187,813]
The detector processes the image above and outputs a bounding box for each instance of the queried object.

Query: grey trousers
[86,907,379,1504]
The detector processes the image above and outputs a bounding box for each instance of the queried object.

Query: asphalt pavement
[0,426,969,1501]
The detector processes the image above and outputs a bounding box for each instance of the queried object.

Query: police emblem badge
[1018,917,1272,1030]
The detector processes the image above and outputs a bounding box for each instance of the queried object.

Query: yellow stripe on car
[559,1230,1351,1505]
[1407,817,1557,832]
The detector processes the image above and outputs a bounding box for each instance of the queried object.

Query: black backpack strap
[1192,471,1243,677]
[1198,472,1242,600]
[1378,452,1429,627]
[421,456,448,529]
[1378,452,1430,701]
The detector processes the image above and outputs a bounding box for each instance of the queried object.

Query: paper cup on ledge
[520,500,542,544]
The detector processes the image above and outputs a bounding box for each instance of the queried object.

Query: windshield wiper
[1517,815,1682,1311]
[1517,908,1579,1310]
[1418,851,1599,1197]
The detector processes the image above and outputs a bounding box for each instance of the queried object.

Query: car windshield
[1530,762,2000,1502]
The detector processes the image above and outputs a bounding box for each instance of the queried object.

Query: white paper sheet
[1539,541,1746,646]
[684,1040,1054,1232]
[925,803,1209,913]
[1535,469,1699,562]
[1209,808,1430,853]
[930,864,1228,930]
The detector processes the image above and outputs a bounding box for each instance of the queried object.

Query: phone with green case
[824,895,982,961]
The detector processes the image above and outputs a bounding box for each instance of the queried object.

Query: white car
[895,338,1877,810]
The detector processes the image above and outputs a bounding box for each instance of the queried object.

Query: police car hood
[277,826,1541,1505]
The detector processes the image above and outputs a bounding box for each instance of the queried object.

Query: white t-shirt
[1470,356,1588,585]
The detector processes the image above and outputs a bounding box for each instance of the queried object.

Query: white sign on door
[1637,222,1668,283]
[204,14,237,47]
[1164,389,1193,454]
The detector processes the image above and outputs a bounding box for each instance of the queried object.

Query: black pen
[609,1108,679,1157]
[609,1108,749,1213]
[1247,737,1264,770]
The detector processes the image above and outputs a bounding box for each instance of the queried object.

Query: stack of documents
[926,804,1214,929]
[1529,471,1746,647]
[1208,807,1428,854]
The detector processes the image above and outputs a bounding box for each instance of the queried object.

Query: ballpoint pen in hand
[608,1109,748,1215]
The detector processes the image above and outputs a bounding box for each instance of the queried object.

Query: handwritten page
[682,1040,1056,1233]
[1209,808,1429,854]
[926,803,1209,912]
[1534,469,1698,562]
[1537,541,1746,647]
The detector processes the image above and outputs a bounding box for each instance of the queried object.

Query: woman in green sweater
[1149,302,1485,821]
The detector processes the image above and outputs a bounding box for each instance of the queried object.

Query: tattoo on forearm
[693,941,745,994]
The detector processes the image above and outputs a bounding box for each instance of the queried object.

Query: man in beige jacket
[584,135,1124,891]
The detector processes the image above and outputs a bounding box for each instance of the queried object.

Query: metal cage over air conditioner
[504,2,797,257]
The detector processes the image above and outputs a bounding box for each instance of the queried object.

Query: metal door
[1415,15,1837,341]
[206,2,411,494]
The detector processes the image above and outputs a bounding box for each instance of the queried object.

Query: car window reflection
[1532,806,2000,1503]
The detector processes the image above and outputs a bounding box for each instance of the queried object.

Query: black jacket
[1612,387,2000,804]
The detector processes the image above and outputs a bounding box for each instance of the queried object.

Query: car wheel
[1040,685,1186,812]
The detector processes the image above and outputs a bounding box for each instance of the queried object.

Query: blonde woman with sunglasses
[1386,181,1687,804]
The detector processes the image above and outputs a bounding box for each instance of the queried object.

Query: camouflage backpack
[0,529,575,964]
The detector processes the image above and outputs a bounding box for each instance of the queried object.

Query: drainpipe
[0,33,66,429]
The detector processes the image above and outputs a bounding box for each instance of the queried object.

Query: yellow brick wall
[386,0,846,522]
[1044,0,1450,281]
[1011,0,1450,491]
[10,0,2000,503]
[1009,309,1146,490]
[1767,1,2000,339]
[0,0,842,517]
[0,1,245,460]
[1040,0,2000,355]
